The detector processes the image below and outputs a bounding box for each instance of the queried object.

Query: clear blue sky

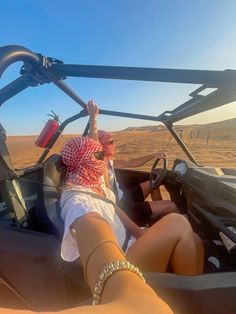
[1,0,236,135]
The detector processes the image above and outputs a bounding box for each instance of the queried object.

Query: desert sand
[6,118,236,171]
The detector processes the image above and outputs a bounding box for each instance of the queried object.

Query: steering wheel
[149,157,167,189]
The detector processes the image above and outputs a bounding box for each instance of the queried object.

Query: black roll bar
[51,64,236,87]
[0,75,34,106]
[0,44,234,166]
[0,45,40,78]
[37,79,198,164]
[54,79,165,122]
[1,45,235,124]
[56,80,197,164]
[166,127,199,165]
[53,80,87,108]
[160,86,236,124]
[0,45,41,106]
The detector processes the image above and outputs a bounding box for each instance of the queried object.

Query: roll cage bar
[1,45,236,165]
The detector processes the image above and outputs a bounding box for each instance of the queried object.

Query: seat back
[37,154,66,240]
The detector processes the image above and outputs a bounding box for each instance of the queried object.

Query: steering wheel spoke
[149,158,167,189]
[152,169,160,176]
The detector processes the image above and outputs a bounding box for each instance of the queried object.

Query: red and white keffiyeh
[98,130,116,159]
[61,136,105,187]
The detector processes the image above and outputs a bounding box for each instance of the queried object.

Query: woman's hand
[87,99,99,119]
[87,99,99,141]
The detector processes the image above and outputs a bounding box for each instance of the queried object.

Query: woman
[98,129,179,225]
[86,100,179,225]
[60,136,203,279]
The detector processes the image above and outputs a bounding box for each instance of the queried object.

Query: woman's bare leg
[140,181,179,218]
[151,186,163,200]
[140,181,158,199]
[139,181,169,201]
[72,213,173,313]
[127,213,204,275]
[149,200,179,219]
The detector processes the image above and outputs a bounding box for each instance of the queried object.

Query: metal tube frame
[38,80,198,164]
[0,45,235,165]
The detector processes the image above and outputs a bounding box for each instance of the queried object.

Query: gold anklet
[84,240,125,284]
[92,260,145,305]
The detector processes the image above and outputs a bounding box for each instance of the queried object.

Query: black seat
[37,154,66,240]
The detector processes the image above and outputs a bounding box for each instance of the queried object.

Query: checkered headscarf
[61,136,105,187]
[98,130,116,159]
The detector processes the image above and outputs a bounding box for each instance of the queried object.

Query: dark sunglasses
[107,140,114,145]
[93,151,105,160]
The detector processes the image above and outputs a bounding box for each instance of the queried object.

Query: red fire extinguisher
[35,111,59,148]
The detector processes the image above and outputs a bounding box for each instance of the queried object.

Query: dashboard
[169,159,236,219]
[165,159,236,245]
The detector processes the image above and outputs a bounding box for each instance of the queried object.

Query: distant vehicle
[0,45,236,314]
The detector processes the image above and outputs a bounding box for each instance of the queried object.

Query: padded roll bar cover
[0,45,40,77]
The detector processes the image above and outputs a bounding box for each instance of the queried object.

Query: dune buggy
[0,45,236,314]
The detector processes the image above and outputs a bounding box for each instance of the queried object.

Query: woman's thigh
[126,213,190,272]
